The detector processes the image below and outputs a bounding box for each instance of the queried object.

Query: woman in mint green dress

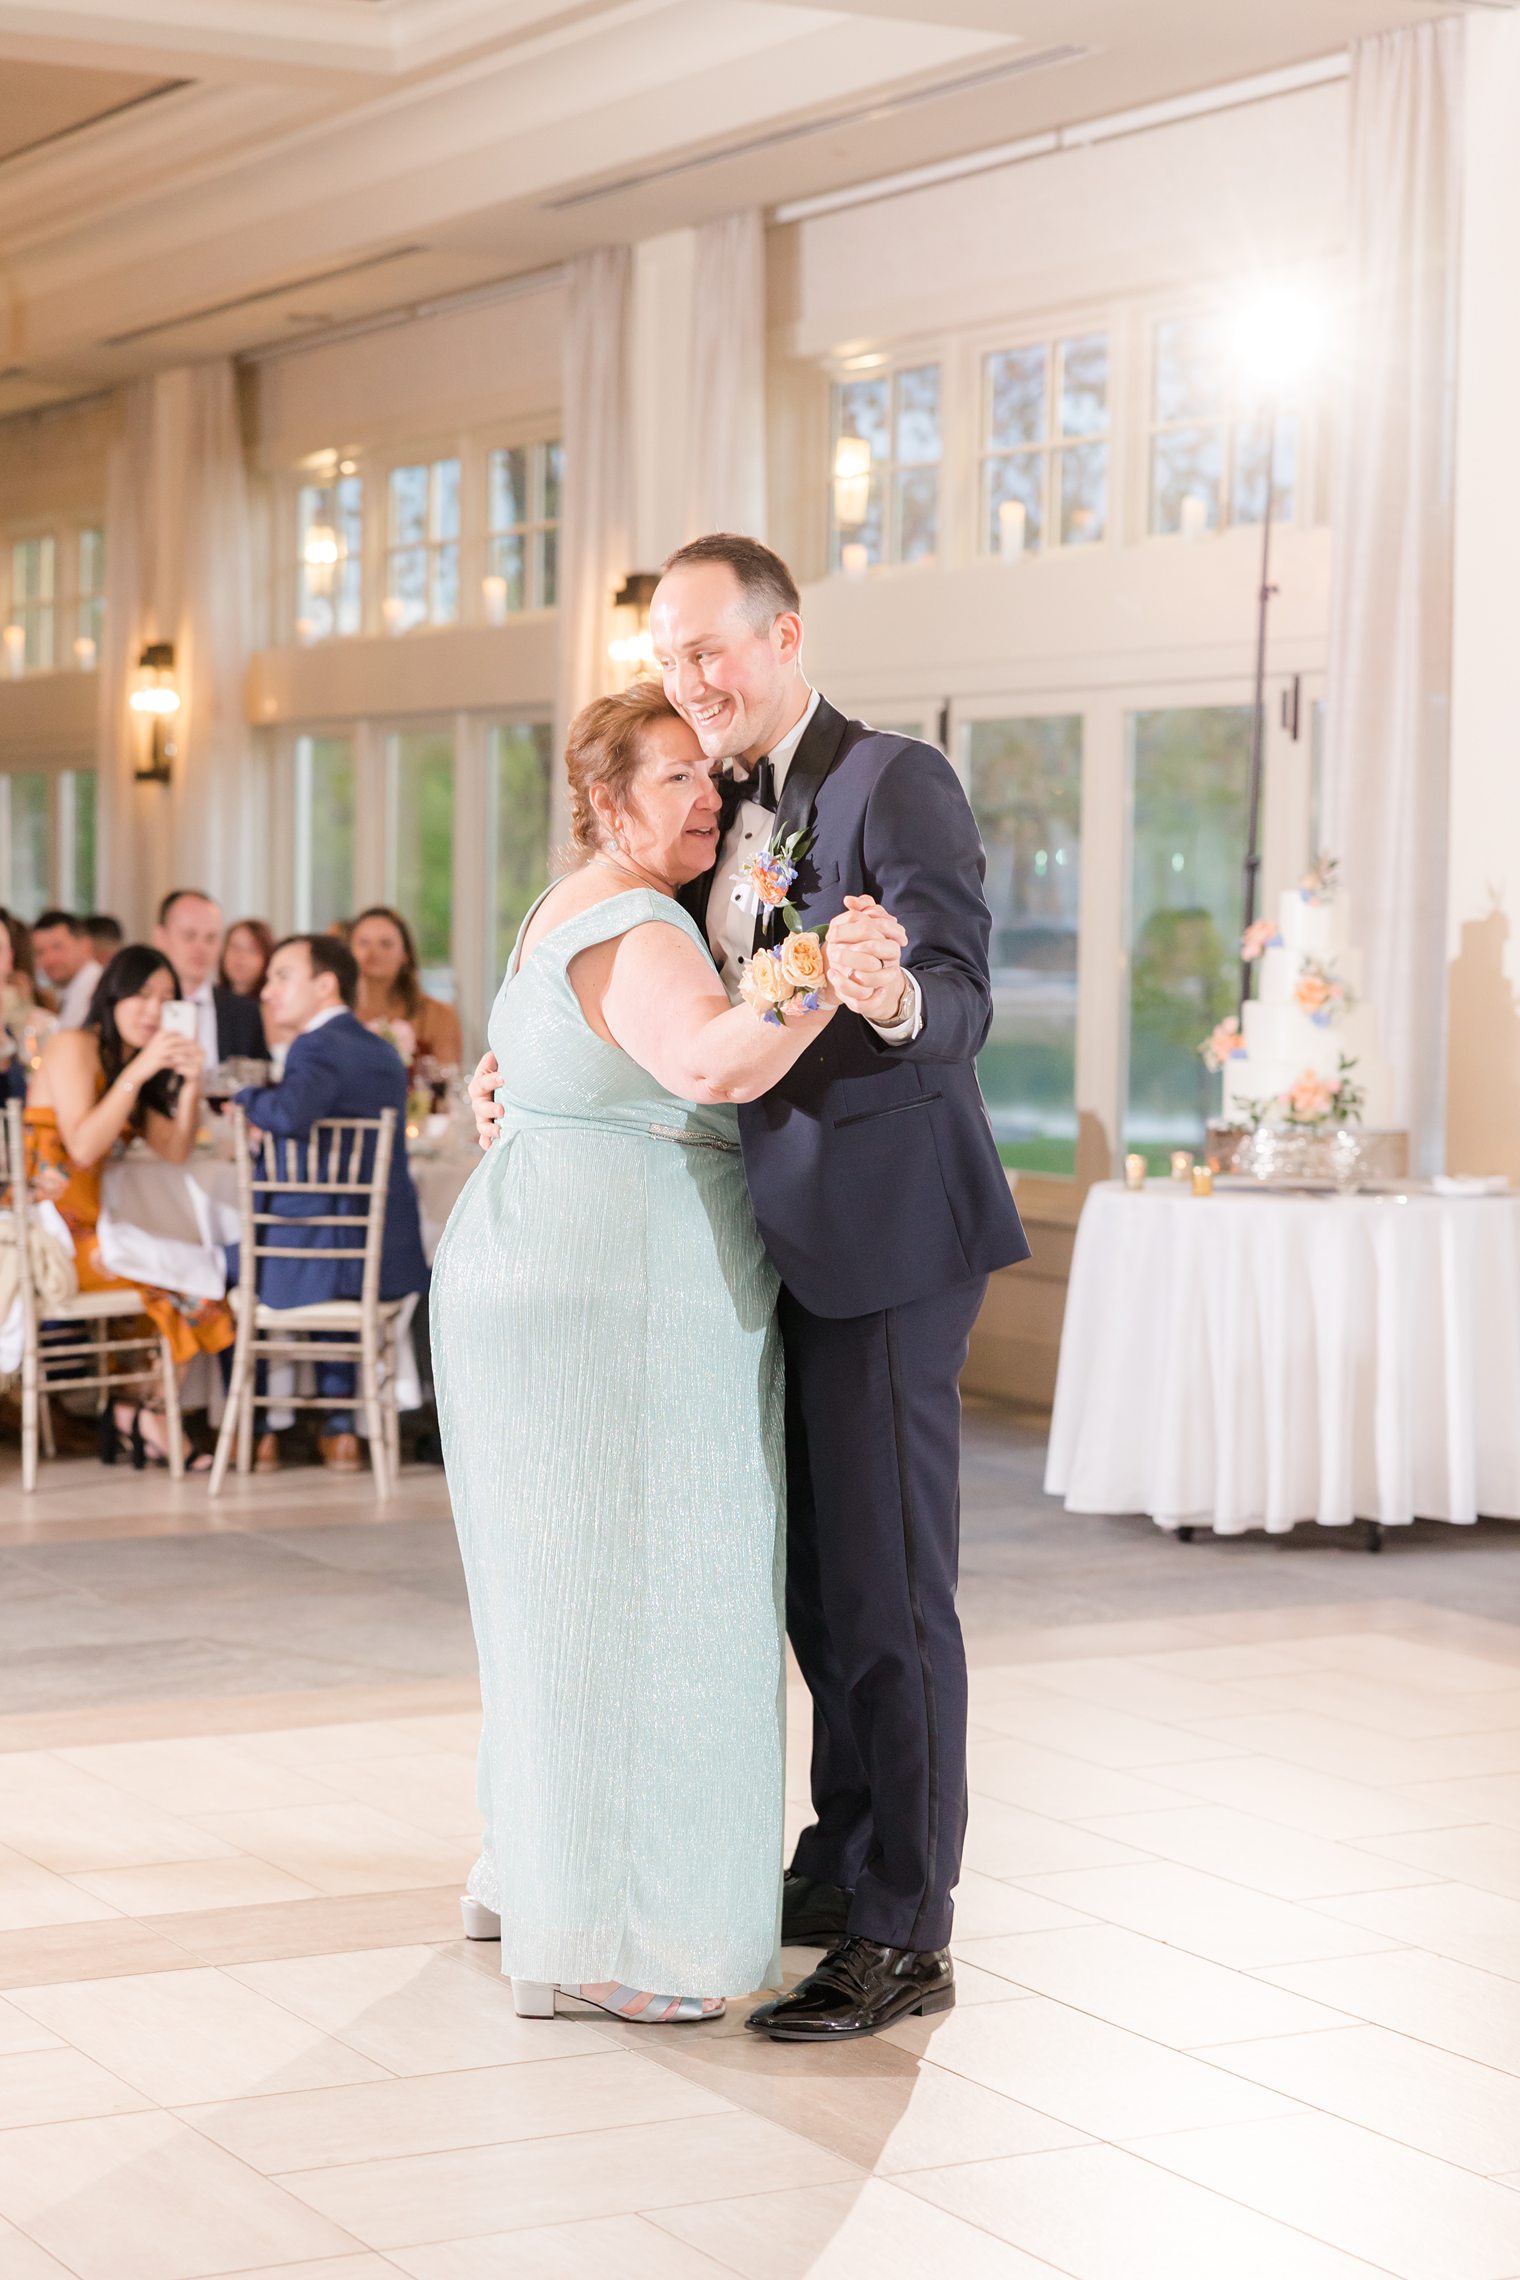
[432,683,838,2025]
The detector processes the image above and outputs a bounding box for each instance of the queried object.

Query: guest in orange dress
[25,944,234,1469]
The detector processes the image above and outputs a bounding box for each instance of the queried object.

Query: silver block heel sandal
[511,1979,724,2024]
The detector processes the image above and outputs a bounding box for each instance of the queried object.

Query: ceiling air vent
[101,246,428,348]
[542,43,1090,211]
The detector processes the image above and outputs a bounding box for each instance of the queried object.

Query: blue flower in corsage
[742,824,815,937]
[740,928,829,1027]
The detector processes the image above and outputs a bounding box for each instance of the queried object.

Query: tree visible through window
[386,461,460,633]
[981,335,1109,556]
[1150,315,1299,536]
[830,365,941,570]
[486,444,561,617]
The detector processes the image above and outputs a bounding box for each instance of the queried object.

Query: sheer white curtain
[1322,18,1465,1170]
[556,246,633,853]
[685,209,767,540]
[97,360,256,926]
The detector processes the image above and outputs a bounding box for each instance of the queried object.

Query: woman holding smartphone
[26,945,234,1468]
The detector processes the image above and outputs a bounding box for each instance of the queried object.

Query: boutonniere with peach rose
[741,823,816,940]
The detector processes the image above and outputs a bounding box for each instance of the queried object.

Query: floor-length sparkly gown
[432,888,785,1996]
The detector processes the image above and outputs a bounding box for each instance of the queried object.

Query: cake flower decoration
[1241,917,1281,962]
[1199,1015,1246,1072]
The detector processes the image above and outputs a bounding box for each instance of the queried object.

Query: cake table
[1045,1180,1520,1539]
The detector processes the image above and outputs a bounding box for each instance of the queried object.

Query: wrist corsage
[740,925,831,1027]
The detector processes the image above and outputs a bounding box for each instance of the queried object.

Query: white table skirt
[1044,1181,1520,1534]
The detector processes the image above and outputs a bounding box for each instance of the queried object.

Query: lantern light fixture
[129,641,180,782]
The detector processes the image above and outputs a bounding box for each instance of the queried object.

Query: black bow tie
[739,755,777,811]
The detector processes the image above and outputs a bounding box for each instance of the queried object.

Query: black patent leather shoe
[747,1936,954,2041]
[780,1870,851,1947]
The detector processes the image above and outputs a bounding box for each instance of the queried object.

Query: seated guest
[351,905,462,1074]
[0,908,38,1037]
[85,914,124,963]
[153,889,267,1064]
[0,917,26,1103]
[32,911,102,1030]
[234,934,429,1474]
[219,918,273,1002]
[25,946,233,1467]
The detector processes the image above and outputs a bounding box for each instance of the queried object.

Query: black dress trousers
[781,1272,986,1953]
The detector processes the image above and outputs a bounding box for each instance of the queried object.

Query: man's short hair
[84,914,124,949]
[157,887,220,927]
[32,909,84,937]
[660,533,801,628]
[274,931,358,1009]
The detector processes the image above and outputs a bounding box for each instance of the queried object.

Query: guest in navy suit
[234,933,429,1474]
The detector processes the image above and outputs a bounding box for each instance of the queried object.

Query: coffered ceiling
[0,0,1486,418]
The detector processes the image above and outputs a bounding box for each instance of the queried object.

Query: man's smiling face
[650,560,806,767]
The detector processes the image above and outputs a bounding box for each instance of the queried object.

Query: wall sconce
[833,436,872,531]
[482,573,509,627]
[1179,493,1209,543]
[608,571,659,672]
[2,624,24,679]
[129,641,180,783]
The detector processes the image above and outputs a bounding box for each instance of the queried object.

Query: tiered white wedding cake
[1208,864,1393,1129]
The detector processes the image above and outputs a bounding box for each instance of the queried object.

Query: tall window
[385,459,460,633]
[387,728,455,997]
[75,529,105,666]
[486,444,562,617]
[297,474,362,643]
[487,722,553,991]
[981,334,1109,556]
[293,735,356,929]
[61,769,97,908]
[3,774,50,917]
[7,539,55,673]
[830,364,941,570]
[1125,705,1252,1166]
[966,718,1082,1174]
[1150,314,1299,536]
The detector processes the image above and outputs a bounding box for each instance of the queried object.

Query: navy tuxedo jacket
[233,1010,430,1309]
[214,986,267,1062]
[685,695,1029,1318]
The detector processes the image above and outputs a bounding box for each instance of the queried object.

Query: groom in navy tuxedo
[651,536,1029,2039]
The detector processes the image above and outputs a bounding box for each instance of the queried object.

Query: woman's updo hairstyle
[565,681,682,858]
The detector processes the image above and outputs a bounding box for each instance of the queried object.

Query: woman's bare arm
[41,1032,144,1167]
[579,922,833,1104]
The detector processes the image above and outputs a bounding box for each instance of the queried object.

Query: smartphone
[159,1000,198,1040]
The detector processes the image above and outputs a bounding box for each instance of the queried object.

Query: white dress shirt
[303,1003,346,1036]
[187,978,219,1063]
[55,959,103,1031]
[706,689,922,1043]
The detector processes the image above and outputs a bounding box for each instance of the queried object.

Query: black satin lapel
[751,697,850,955]
[773,696,850,843]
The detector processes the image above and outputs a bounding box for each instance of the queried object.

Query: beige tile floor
[2,1489,1520,2273]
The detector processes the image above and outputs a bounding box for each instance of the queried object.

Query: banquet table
[1044,1180,1520,1536]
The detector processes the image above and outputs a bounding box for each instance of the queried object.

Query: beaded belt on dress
[494,1104,739,1153]
[647,1122,740,1153]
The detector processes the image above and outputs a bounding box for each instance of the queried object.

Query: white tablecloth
[1045,1180,1520,1533]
